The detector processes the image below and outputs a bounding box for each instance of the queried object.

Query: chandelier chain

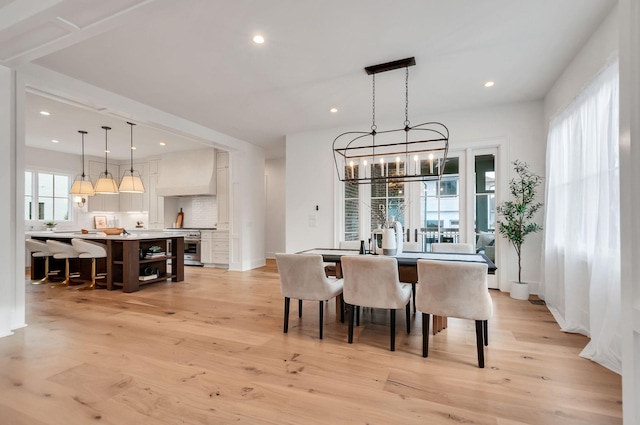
[371,74,377,131]
[404,67,410,127]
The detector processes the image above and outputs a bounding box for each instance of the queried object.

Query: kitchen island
[27,232,184,293]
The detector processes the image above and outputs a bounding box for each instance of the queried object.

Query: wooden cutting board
[176,208,184,228]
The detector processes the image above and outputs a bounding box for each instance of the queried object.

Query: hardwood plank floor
[0,261,622,424]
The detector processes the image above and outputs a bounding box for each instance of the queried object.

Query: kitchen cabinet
[147,159,164,229]
[216,152,229,231]
[212,230,229,266]
[88,160,120,212]
[118,162,149,212]
[200,230,213,264]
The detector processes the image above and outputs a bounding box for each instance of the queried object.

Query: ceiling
[2,0,617,159]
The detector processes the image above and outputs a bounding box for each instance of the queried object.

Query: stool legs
[78,258,105,290]
[51,258,79,288]
[32,257,52,284]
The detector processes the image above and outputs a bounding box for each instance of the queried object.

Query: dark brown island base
[28,232,184,293]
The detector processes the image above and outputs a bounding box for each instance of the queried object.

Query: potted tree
[497,160,543,300]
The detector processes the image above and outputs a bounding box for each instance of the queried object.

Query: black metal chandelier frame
[333,57,449,184]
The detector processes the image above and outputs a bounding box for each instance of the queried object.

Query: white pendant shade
[119,172,145,193]
[94,172,119,194]
[70,177,95,196]
[119,121,146,194]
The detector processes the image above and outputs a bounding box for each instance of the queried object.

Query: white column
[0,65,25,337]
[619,0,640,423]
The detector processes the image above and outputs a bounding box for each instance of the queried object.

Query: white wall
[229,145,266,271]
[545,5,619,121]
[285,100,545,292]
[265,158,286,258]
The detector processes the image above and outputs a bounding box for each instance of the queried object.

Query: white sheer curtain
[542,60,621,373]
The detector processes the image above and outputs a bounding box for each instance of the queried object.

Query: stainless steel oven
[166,229,203,266]
[183,237,201,265]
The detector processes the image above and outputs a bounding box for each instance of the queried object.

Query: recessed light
[159,142,166,146]
[330,107,338,113]
[104,149,110,153]
[51,139,59,143]
[131,146,137,150]
[484,81,495,88]
[253,34,265,44]
[40,111,50,116]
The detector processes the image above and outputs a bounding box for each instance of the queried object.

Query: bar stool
[25,239,59,284]
[71,239,107,290]
[45,240,80,288]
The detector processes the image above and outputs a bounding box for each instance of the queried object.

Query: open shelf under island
[27,232,184,293]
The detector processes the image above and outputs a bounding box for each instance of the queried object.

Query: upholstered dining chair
[341,256,412,351]
[45,240,80,287]
[275,253,344,339]
[431,242,474,254]
[416,259,492,368]
[324,240,362,277]
[71,239,107,290]
[25,239,59,284]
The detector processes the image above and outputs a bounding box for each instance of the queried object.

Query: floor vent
[529,299,546,306]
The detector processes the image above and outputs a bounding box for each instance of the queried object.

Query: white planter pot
[510,282,529,300]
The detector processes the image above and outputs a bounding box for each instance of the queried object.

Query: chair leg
[78,258,97,291]
[483,320,488,346]
[356,306,360,326]
[390,309,396,351]
[33,256,51,284]
[283,297,290,333]
[422,313,430,357]
[405,303,411,334]
[318,300,324,339]
[51,258,71,288]
[339,294,345,323]
[475,320,485,368]
[411,283,416,313]
[347,304,354,344]
[298,299,302,318]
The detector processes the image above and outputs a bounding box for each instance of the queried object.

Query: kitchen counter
[28,232,184,292]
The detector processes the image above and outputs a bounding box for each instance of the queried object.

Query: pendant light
[94,126,119,194]
[119,121,145,193]
[69,130,95,206]
[332,57,449,184]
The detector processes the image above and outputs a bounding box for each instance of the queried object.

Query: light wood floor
[0,261,622,424]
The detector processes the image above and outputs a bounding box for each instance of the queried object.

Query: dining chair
[341,256,412,351]
[324,240,362,277]
[71,238,107,290]
[25,239,59,284]
[431,242,474,254]
[45,240,80,287]
[416,259,492,368]
[275,253,344,339]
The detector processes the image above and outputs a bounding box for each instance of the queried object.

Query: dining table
[298,248,497,334]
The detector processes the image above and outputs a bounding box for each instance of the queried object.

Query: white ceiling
[2,0,617,159]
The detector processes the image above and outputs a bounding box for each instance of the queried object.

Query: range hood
[156,148,216,197]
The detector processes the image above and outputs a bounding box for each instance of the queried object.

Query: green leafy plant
[45,221,57,227]
[497,160,543,284]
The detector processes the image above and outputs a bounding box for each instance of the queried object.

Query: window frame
[25,168,74,223]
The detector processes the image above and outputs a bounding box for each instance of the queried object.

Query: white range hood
[156,148,216,197]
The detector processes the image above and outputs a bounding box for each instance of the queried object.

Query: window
[25,171,71,221]
[344,166,360,241]
[420,157,460,247]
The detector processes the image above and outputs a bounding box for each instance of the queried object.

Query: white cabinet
[216,152,229,231]
[147,159,164,229]
[88,160,120,212]
[212,230,229,266]
[118,162,149,212]
[200,230,214,264]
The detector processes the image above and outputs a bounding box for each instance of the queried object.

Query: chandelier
[333,57,449,184]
